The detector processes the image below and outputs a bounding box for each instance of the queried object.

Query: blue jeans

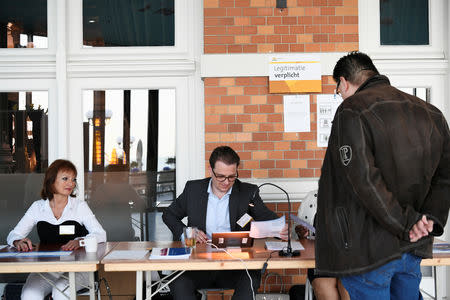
[340,253,423,300]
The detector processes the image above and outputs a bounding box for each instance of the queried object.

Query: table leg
[305,278,313,300]
[433,266,437,300]
[69,272,76,300]
[89,272,95,300]
[145,271,152,300]
[136,271,143,300]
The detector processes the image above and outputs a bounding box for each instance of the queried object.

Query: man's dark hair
[333,51,379,86]
[209,146,240,169]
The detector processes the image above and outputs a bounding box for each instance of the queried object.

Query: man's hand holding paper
[249,216,288,240]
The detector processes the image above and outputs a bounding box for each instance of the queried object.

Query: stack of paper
[265,241,304,251]
[250,216,285,239]
[0,251,72,258]
[149,247,191,260]
[104,250,149,260]
[433,243,450,254]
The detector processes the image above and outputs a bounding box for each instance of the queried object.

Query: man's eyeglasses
[212,169,238,182]
[335,79,341,96]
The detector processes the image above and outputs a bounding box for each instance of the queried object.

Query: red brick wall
[204,0,358,54]
[205,75,336,179]
[203,1,359,297]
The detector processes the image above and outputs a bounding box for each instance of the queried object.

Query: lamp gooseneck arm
[256,182,298,257]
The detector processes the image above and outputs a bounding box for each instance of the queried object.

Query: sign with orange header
[269,54,322,93]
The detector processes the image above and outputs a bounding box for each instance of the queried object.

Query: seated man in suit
[163,145,288,300]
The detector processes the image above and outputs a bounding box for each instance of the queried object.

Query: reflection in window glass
[83,89,176,241]
[0,0,48,48]
[380,0,428,45]
[0,91,48,243]
[83,0,175,47]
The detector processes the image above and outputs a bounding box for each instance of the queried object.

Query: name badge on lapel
[236,213,253,228]
[59,225,75,235]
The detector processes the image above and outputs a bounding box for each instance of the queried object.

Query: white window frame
[0,79,60,162]
[359,0,446,59]
[0,0,204,195]
[67,0,192,61]
[386,72,446,111]
[68,76,204,201]
[0,0,57,60]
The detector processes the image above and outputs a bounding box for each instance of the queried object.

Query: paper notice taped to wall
[269,54,321,94]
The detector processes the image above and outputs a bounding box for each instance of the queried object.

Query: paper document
[433,243,450,254]
[0,251,72,258]
[250,216,285,239]
[265,241,304,251]
[104,250,149,260]
[149,247,191,260]
[283,95,311,132]
[290,214,316,234]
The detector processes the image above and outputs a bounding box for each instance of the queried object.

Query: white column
[55,0,68,158]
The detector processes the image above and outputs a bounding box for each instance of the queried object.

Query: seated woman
[7,159,106,300]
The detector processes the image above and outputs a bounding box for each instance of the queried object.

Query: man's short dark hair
[333,51,379,86]
[209,146,240,169]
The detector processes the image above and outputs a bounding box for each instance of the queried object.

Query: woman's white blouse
[7,197,107,246]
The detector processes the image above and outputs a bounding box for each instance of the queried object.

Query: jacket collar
[229,179,242,231]
[355,75,390,94]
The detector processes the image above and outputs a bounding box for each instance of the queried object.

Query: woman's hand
[13,238,34,252]
[61,240,81,251]
[295,225,309,239]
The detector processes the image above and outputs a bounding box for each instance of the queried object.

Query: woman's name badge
[59,225,75,235]
[237,213,253,228]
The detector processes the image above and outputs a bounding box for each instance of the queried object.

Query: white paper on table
[103,250,149,260]
[0,252,18,258]
[0,245,7,250]
[283,95,310,132]
[250,216,285,239]
[433,243,450,254]
[265,241,304,251]
[15,251,72,257]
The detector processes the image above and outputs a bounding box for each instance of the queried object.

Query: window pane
[397,87,430,102]
[0,0,48,48]
[380,0,429,45]
[83,89,175,241]
[0,91,48,244]
[83,0,175,47]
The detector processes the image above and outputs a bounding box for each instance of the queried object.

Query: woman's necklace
[50,198,67,220]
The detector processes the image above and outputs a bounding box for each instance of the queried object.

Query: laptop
[211,231,254,248]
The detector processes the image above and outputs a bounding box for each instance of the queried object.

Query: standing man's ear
[339,77,348,92]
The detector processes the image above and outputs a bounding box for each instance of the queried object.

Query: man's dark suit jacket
[162,178,278,240]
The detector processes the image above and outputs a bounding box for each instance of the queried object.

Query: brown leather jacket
[315,75,450,276]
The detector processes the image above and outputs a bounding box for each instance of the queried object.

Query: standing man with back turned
[315,51,450,299]
[163,145,288,300]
